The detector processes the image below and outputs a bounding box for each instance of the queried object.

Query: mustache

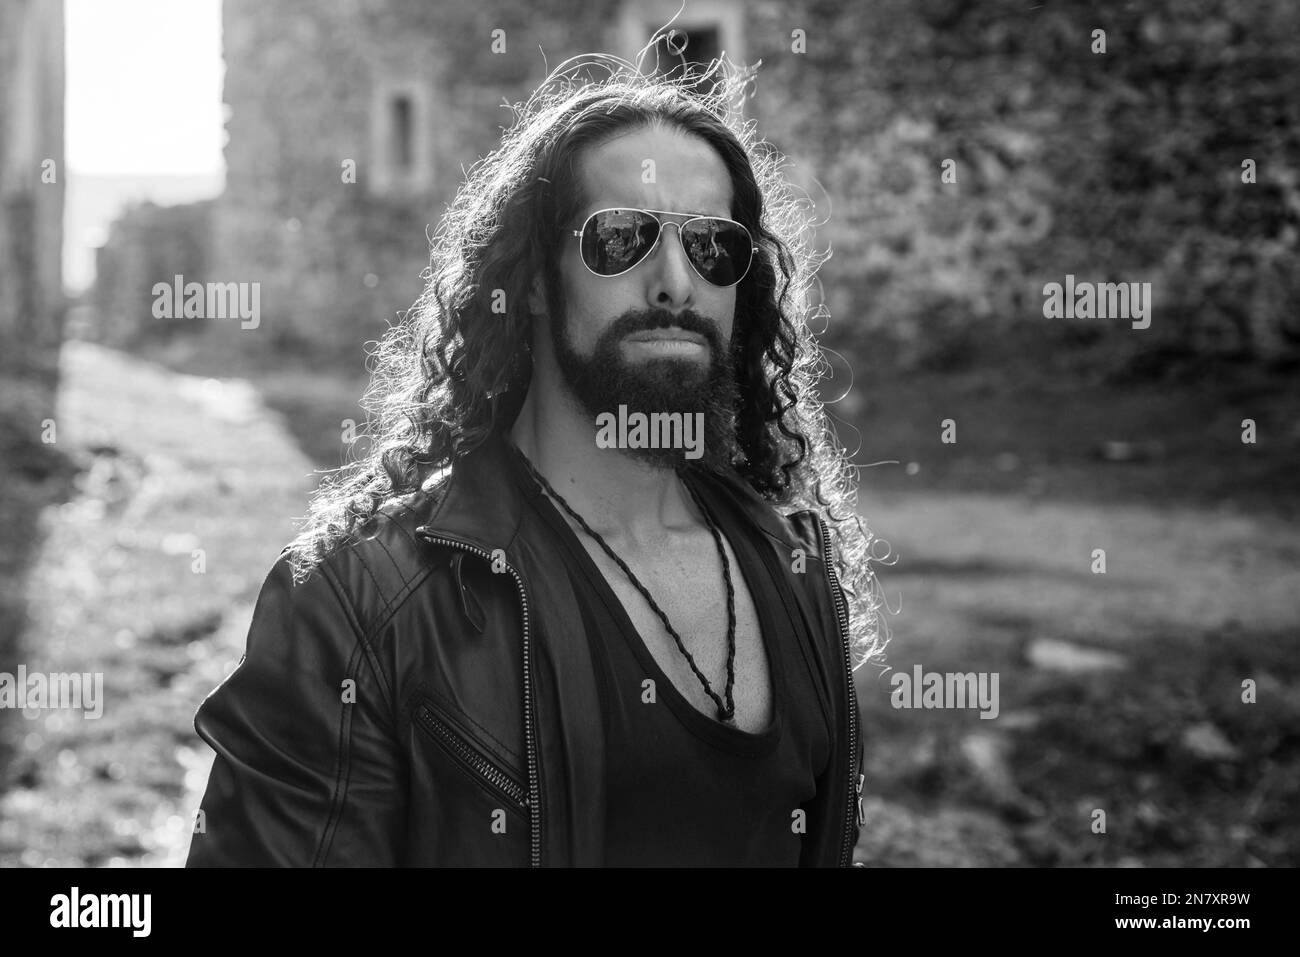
[603,308,723,349]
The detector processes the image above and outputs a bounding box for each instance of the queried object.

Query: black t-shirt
[525,467,832,867]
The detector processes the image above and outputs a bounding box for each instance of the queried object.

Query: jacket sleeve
[185,551,407,866]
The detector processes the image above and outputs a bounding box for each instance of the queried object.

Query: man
[187,55,884,867]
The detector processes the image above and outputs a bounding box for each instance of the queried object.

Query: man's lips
[623,327,708,347]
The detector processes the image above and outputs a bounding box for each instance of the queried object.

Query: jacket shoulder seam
[355,521,440,651]
[333,504,442,647]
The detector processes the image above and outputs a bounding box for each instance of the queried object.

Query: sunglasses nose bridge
[641,218,690,271]
[646,218,681,253]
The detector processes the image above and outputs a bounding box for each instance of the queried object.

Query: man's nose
[645,222,696,307]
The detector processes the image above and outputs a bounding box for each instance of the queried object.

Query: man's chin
[587,393,741,475]
[617,356,711,394]
[552,327,740,473]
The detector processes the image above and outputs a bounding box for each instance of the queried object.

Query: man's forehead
[576,128,732,217]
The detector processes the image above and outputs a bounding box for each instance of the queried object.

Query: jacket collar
[413,431,531,553]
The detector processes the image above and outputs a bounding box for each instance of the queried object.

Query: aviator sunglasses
[570,207,759,287]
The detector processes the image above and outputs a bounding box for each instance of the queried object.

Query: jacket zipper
[414,703,529,813]
[415,530,542,868]
[814,514,859,868]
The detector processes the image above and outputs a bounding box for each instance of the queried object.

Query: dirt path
[0,341,316,866]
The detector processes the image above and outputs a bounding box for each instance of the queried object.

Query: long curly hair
[283,50,890,670]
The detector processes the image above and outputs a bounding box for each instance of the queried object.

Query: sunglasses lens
[680,219,753,286]
[581,209,659,275]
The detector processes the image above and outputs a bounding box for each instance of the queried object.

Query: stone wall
[745,0,1300,370]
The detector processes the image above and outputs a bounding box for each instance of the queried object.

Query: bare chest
[576,529,774,733]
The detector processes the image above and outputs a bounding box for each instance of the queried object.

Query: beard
[550,305,742,473]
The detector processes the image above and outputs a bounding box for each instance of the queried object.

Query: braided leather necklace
[511,445,739,723]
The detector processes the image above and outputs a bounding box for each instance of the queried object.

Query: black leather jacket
[186,433,864,866]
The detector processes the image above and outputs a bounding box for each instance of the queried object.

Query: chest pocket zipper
[414,703,530,816]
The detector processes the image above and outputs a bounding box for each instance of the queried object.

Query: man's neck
[507,379,705,549]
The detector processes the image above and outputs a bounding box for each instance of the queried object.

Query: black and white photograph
[0,0,1295,923]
